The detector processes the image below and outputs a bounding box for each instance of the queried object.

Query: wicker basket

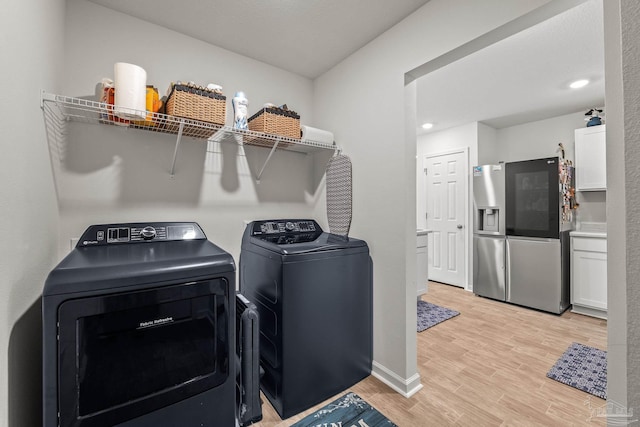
[248,107,300,139]
[164,84,226,125]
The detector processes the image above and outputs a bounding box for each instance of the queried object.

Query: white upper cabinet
[575,125,606,191]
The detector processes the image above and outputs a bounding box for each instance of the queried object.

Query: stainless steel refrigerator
[504,157,574,314]
[473,158,575,314]
[472,164,507,301]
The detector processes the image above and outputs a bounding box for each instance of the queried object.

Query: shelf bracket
[169,120,185,177]
[255,138,281,183]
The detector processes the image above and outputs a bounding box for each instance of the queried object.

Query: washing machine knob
[285,222,295,232]
[141,226,157,240]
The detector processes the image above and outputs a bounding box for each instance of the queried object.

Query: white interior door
[424,150,467,287]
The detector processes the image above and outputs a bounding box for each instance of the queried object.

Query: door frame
[423,147,471,290]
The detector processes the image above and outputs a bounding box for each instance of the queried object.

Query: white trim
[424,147,467,160]
[371,361,423,398]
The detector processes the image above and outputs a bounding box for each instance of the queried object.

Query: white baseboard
[371,361,423,398]
[571,305,607,320]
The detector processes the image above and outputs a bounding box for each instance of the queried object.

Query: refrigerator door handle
[505,238,511,302]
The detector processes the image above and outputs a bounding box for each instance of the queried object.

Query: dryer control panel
[77,222,207,247]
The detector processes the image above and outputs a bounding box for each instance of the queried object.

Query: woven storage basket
[248,107,300,139]
[165,84,226,125]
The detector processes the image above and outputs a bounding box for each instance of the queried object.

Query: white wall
[0,0,65,426]
[313,0,550,395]
[60,0,325,265]
[493,111,584,163]
[604,0,640,415]
[477,122,499,165]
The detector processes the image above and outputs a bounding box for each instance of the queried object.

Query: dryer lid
[44,222,235,296]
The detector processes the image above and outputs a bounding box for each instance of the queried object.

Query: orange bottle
[134,85,161,126]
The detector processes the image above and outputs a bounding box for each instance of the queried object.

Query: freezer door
[473,235,506,301]
[472,165,505,236]
[506,236,567,313]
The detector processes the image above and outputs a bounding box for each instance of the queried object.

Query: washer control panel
[77,222,206,247]
[252,220,318,235]
[249,219,323,245]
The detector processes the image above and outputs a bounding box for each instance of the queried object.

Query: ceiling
[87,0,431,79]
[87,0,604,133]
[416,0,604,132]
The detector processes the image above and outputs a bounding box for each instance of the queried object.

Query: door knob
[457,224,463,229]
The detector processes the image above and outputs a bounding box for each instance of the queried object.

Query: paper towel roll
[300,125,334,145]
[114,62,147,120]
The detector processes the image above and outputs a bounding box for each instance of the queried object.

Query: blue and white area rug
[290,392,397,427]
[417,300,460,332]
[546,342,607,399]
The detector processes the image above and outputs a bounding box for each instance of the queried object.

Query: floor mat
[290,392,397,427]
[417,300,460,332]
[546,342,607,399]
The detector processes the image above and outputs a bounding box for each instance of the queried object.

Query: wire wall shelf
[41,92,338,178]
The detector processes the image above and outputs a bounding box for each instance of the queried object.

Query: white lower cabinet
[571,233,607,319]
[417,230,430,298]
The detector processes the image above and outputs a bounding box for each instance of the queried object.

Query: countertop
[570,222,607,238]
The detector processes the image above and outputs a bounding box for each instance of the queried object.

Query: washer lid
[250,232,367,255]
[244,219,368,255]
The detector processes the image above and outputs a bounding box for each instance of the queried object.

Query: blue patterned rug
[546,342,607,399]
[417,300,460,332]
[290,392,397,427]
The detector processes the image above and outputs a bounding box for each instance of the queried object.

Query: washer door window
[57,279,229,427]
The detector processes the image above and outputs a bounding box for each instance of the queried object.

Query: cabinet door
[417,234,428,296]
[572,249,607,310]
[575,125,606,191]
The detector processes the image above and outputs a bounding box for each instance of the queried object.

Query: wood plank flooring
[254,282,608,426]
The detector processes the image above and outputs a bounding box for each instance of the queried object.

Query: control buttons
[107,227,130,243]
[140,226,157,240]
[285,222,295,232]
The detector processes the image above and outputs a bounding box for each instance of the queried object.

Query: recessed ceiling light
[569,79,589,89]
[421,122,434,130]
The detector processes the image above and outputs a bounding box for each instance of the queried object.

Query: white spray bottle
[232,91,249,130]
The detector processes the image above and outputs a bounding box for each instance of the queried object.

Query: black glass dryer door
[505,157,560,239]
[57,279,230,427]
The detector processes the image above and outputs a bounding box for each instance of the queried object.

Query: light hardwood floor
[255,281,608,426]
